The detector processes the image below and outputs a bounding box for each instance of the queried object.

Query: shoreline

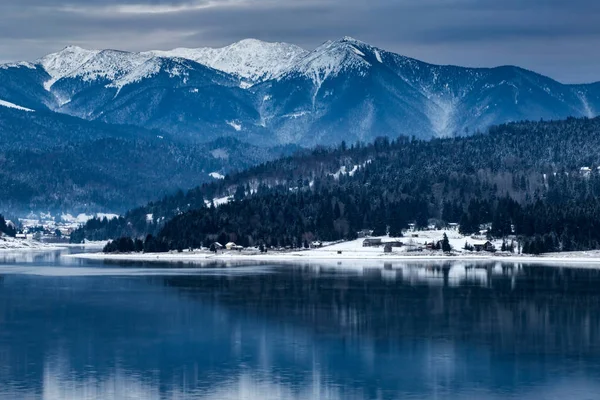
[66,250,600,266]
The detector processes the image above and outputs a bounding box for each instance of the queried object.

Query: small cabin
[311,241,323,248]
[225,242,241,250]
[473,241,496,252]
[363,238,382,247]
[385,241,403,248]
[384,244,393,253]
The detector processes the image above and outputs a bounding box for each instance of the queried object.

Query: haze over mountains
[1,36,600,213]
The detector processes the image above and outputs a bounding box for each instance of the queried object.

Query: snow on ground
[330,160,371,179]
[375,50,383,63]
[0,99,34,112]
[0,235,62,251]
[61,213,119,224]
[205,195,233,207]
[209,172,225,180]
[226,120,242,131]
[68,229,600,268]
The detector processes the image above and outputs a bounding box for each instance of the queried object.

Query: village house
[384,240,403,248]
[472,241,496,252]
[225,242,244,251]
[211,242,224,250]
[363,238,382,247]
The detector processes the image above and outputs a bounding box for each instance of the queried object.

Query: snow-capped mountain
[255,37,600,144]
[147,39,308,84]
[1,37,599,146]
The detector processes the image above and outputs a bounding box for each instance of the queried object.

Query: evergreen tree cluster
[72,116,600,255]
[0,215,16,237]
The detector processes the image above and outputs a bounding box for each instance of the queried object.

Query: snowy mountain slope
[255,38,433,145]
[0,63,54,110]
[39,46,101,90]
[1,37,599,147]
[147,39,308,84]
[255,37,600,143]
[0,99,34,112]
[51,57,265,141]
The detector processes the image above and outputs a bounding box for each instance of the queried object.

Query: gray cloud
[0,0,598,83]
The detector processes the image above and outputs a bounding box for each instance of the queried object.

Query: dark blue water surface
[1,250,600,399]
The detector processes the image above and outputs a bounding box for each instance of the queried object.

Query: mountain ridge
[2,37,600,148]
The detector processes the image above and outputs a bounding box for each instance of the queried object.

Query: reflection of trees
[164,263,600,357]
[0,263,599,399]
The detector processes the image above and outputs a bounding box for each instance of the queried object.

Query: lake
[1,250,600,399]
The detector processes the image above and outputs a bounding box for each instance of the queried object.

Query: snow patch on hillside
[375,50,383,63]
[427,97,458,137]
[61,213,119,224]
[211,148,229,160]
[330,160,371,179]
[579,92,595,118]
[227,120,242,131]
[209,172,225,180]
[0,99,34,112]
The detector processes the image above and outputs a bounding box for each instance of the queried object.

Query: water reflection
[0,255,600,399]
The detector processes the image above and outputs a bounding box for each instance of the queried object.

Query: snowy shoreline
[67,248,600,266]
[63,233,600,267]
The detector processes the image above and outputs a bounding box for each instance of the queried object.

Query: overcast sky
[1,0,599,83]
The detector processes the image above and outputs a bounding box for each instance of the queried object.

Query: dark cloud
[0,0,598,83]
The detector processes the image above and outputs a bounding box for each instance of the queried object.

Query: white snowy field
[67,230,600,266]
[0,235,64,251]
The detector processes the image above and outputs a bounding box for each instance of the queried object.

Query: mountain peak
[147,39,308,83]
[340,36,365,45]
[62,45,89,52]
[280,36,373,84]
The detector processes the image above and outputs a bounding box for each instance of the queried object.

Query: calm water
[1,251,600,399]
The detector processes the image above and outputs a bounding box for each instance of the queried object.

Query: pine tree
[441,233,451,252]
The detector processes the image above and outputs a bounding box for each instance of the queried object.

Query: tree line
[69,116,600,255]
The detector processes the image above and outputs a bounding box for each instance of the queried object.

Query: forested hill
[73,117,600,252]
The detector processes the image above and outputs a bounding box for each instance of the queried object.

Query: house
[384,241,403,247]
[225,242,244,251]
[363,238,382,247]
[447,223,459,231]
[15,233,27,239]
[211,242,224,250]
[311,241,323,248]
[384,244,393,253]
[472,241,496,252]
[405,244,424,252]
